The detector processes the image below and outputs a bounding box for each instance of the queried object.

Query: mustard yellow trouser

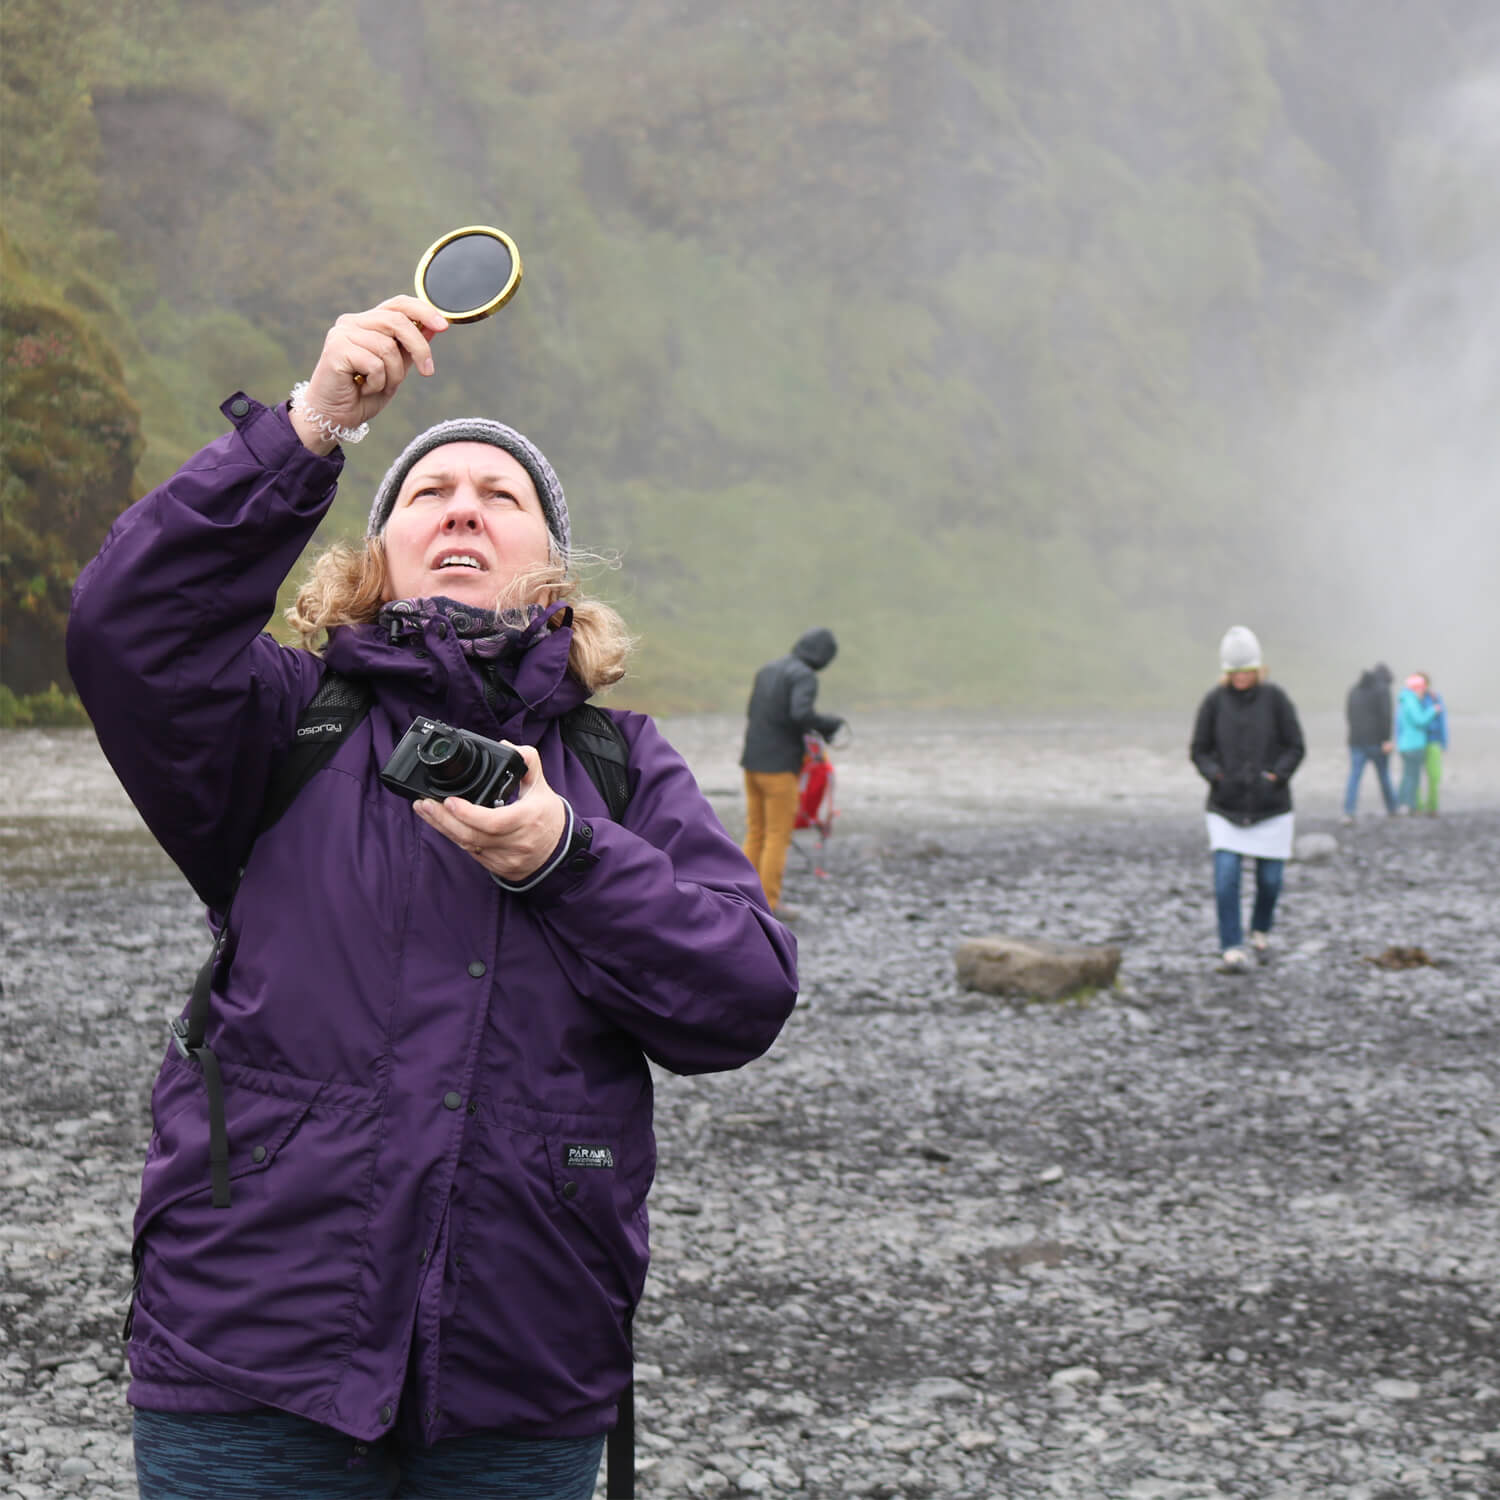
[742,770,800,911]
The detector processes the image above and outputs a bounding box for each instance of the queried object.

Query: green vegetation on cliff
[2,0,1490,713]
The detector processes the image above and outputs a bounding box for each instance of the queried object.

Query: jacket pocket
[450,1102,653,1330]
[128,1056,378,1362]
[127,1087,317,1344]
[136,1052,325,1232]
[437,1104,651,1427]
[1243,771,1272,816]
[542,1128,652,1308]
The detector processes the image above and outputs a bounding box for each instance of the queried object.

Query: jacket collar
[321,599,587,729]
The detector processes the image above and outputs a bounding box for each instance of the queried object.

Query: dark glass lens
[422,233,514,316]
[418,733,482,791]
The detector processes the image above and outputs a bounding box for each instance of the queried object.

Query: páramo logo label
[565,1144,615,1169]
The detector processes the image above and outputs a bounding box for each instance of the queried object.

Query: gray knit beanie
[1219,624,1262,672]
[366,418,570,560]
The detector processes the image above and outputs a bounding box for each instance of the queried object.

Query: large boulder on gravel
[955,936,1121,1001]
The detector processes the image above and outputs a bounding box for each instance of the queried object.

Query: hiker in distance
[1419,674,1449,814]
[739,627,846,917]
[1189,625,1306,975]
[67,294,799,1499]
[1395,672,1442,815]
[1342,661,1397,823]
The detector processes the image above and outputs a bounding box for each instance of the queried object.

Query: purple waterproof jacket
[66,396,799,1445]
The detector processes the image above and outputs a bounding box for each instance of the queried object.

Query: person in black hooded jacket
[1190,626,1305,973]
[1342,662,1396,821]
[739,628,845,912]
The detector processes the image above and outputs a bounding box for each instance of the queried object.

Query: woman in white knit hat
[1189,626,1306,973]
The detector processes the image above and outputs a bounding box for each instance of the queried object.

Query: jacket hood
[792,628,837,670]
[1364,664,1393,687]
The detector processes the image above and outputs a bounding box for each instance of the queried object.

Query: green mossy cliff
[1,0,1487,711]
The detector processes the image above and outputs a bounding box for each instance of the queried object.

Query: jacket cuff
[490,799,599,897]
[219,393,345,482]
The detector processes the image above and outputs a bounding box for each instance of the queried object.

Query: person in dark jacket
[738,628,845,913]
[66,295,800,1499]
[1342,662,1396,821]
[1189,626,1305,974]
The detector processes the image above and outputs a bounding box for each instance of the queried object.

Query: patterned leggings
[133,1409,605,1500]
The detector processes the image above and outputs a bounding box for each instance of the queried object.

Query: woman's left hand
[413,744,568,883]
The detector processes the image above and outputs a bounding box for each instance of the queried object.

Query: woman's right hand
[290,296,449,453]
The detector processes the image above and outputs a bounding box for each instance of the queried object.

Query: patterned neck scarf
[376,596,563,661]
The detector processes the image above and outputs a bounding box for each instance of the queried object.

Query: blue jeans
[1213,850,1283,951]
[1397,751,1425,810]
[1344,744,1396,815]
[133,1409,605,1500]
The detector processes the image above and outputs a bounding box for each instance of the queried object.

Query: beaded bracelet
[289,381,369,446]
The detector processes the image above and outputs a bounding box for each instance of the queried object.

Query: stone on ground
[1294,832,1340,862]
[954,935,1122,1000]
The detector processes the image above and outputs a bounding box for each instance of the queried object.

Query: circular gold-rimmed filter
[415,226,522,323]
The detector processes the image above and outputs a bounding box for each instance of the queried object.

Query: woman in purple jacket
[67,297,800,1499]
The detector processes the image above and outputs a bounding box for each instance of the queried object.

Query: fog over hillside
[3,0,1497,709]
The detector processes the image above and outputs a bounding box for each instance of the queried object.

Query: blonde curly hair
[285,537,633,694]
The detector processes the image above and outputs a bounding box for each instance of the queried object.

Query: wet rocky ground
[3,726,1499,1498]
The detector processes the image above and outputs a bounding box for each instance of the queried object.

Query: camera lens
[417,733,483,793]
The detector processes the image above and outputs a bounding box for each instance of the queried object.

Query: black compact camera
[380,718,527,808]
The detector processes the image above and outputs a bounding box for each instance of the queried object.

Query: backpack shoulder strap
[256,669,375,838]
[560,703,633,822]
[164,668,375,1216]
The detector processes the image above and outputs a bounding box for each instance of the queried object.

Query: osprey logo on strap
[295,718,353,741]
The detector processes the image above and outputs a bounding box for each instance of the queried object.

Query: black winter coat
[1190,681,1305,825]
[1346,668,1393,746]
[740,628,843,774]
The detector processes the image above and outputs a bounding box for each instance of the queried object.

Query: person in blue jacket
[1394,673,1440,814]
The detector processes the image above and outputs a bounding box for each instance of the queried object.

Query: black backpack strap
[170,944,233,1206]
[606,1377,634,1497]
[169,669,374,1212]
[559,707,636,1485]
[561,704,635,1491]
[560,703,633,822]
[606,1316,635,1498]
[256,670,375,835]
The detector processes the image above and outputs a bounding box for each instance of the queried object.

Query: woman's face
[382,441,553,609]
[1228,669,1259,691]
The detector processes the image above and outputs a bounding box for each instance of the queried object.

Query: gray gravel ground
[3,722,1498,1498]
